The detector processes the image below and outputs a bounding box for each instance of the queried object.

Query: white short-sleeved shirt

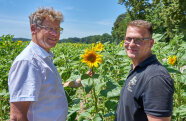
[8,41,68,121]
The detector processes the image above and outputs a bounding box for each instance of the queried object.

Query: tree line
[112,0,186,43]
[60,33,113,44]
[61,0,185,44]
[9,0,186,44]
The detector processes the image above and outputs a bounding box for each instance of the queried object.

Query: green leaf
[163,65,181,74]
[0,89,5,96]
[100,81,121,98]
[180,72,186,84]
[173,105,186,118]
[105,100,118,111]
[105,59,113,64]
[117,50,125,55]
[153,33,164,42]
[95,81,105,93]
[81,74,90,80]
[93,114,102,121]
[78,112,92,119]
[53,57,61,64]
[81,78,93,94]
[61,70,71,81]
[67,103,80,121]
[167,68,181,74]
[180,43,186,49]
[103,112,114,117]
[92,74,99,79]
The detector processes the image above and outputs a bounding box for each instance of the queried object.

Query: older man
[115,20,174,121]
[8,8,68,121]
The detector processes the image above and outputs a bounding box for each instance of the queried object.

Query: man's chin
[50,43,57,48]
[127,53,137,59]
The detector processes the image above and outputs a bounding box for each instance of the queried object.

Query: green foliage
[0,34,185,120]
[0,34,28,121]
[111,13,131,43]
[118,0,150,20]
[116,0,186,42]
[61,33,113,44]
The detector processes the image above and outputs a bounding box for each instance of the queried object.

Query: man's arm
[147,114,171,121]
[10,101,31,121]
[63,70,93,88]
[63,78,82,88]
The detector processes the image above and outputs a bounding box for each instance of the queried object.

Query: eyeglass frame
[36,24,62,33]
[124,37,151,45]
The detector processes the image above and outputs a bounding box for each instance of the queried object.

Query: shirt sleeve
[142,75,174,117]
[8,60,42,102]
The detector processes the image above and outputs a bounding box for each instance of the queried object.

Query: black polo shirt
[115,55,174,121]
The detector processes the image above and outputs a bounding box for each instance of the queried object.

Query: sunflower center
[87,53,96,62]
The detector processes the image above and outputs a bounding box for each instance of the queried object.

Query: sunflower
[81,48,103,68]
[92,43,95,48]
[168,55,177,65]
[95,42,104,51]
[120,40,124,47]
[17,40,22,45]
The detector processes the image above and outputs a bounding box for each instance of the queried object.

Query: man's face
[124,26,154,64]
[34,17,60,52]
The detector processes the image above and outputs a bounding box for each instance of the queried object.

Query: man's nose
[50,30,58,36]
[129,39,136,46]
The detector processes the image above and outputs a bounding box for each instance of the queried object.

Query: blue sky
[0,0,126,39]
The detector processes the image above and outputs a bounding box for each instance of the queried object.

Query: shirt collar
[130,54,157,70]
[138,54,157,68]
[29,41,54,59]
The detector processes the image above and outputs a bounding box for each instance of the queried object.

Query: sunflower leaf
[81,78,93,94]
[93,113,103,121]
[100,81,120,98]
[92,74,99,79]
[61,70,71,82]
[81,74,90,80]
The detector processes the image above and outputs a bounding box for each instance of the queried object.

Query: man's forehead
[42,17,60,26]
[127,26,149,36]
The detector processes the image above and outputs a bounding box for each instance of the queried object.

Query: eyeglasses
[124,37,151,45]
[37,25,61,33]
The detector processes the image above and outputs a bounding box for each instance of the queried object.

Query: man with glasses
[115,20,174,121]
[8,7,68,121]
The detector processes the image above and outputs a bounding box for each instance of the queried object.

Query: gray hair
[29,7,63,26]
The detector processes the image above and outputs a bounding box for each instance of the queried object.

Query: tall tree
[118,0,150,20]
[117,0,186,41]
[111,13,131,43]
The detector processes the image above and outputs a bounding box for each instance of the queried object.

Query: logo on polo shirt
[127,76,137,92]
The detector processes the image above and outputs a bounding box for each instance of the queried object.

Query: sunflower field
[0,34,185,121]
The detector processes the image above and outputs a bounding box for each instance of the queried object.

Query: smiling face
[31,17,60,52]
[124,26,154,66]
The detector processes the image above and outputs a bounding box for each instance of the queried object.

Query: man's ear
[150,39,154,48]
[31,24,36,34]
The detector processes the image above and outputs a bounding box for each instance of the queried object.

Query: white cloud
[64,6,74,10]
[96,19,113,26]
[0,18,27,25]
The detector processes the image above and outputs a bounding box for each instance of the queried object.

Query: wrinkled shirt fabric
[8,41,68,121]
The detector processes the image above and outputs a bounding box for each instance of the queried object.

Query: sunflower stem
[0,99,2,121]
[91,68,98,113]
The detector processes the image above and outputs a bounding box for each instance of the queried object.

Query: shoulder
[142,63,174,92]
[139,61,174,91]
[14,45,35,62]
[9,50,42,77]
[11,44,44,69]
[144,61,172,80]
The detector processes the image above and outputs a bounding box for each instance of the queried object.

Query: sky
[0,0,126,39]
